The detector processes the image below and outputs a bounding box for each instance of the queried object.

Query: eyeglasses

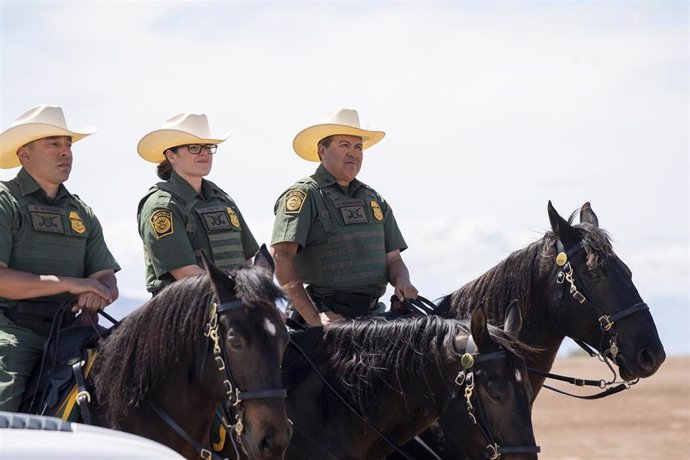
[175,144,218,155]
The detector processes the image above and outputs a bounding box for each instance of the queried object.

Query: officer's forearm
[271,246,320,325]
[0,266,80,300]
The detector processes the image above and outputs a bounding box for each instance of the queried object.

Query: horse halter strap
[554,239,650,360]
[206,299,287,440]
[453,334,540,460]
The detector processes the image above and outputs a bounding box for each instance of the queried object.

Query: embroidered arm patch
[284,189,306,214]
[150,209,174,239]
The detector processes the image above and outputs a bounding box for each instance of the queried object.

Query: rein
[538,239,647,399]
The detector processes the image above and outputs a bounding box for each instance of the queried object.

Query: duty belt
[0,300,75,336]
[309,290,380,319]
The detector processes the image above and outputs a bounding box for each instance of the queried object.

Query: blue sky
[1,1,688,353]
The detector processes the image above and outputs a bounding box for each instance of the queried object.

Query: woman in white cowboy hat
[0,105,120,411]
[137,112,259,295]
[270,107,417,327]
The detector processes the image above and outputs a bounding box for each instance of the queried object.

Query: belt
[310,291,380,319]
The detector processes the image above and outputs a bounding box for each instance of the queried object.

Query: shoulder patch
[284,189,306,214]
[150,209,174,239]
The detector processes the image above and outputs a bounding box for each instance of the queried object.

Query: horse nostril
[260,432,276,454]
[638,347,666,373]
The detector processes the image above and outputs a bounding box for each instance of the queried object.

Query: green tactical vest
[0,180,90,304]
[296,180,388,297]
[139,181,246,271]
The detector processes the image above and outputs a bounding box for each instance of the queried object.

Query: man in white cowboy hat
[0,104,120,411]
[271,107,417,327]
[137,112,258,295]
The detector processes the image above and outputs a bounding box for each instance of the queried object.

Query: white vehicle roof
[0,411,185,459]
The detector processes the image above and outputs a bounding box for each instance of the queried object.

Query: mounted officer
[271,107,417,326]
[137,112,259,296]
[0,105,120,411]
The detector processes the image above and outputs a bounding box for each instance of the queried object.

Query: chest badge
[151,209,174,239]
[69,211,86,234]
[227,207,240,228]
[370,200,383,221]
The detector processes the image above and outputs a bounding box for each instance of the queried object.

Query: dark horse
[281,306,538,460]
[397,201,666,459]
[92,248,291,460]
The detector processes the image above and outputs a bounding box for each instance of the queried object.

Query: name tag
[339,205,369,225]
[28,205,65,234]
[197,206,234,232]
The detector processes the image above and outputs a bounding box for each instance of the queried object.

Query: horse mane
[447,209,614,323]
[286,315,531,422]
[94,266,284,425]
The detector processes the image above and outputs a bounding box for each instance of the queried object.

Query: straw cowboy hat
[0,105,96,169]
[293,108,385,162]
[137,113,229,163]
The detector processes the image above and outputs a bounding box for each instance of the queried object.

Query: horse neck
[445,237,567,393]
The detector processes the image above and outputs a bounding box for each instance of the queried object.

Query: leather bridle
[532,239,649,399]
[150,298,288,460]
[448,333,541,460]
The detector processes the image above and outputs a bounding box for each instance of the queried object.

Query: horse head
[547,201,665,381]
[203,244,291,460]
[437,303,538,460]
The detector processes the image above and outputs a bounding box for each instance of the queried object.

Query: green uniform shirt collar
[168,170,217,202]
[312,164,364,195]
[15,168,70,202]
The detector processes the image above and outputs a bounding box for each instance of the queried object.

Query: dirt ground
[531,356,690,460]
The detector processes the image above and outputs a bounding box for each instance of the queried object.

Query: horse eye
[485,382,505,402]
[227,334,243,349]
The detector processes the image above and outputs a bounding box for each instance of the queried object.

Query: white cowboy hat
[137,113,229,163]
[0,105,96,169]
[292,108,385,162]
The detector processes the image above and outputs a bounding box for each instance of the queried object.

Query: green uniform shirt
[271,164,407,297]
[0,168,121,309]
[138,170,259,294]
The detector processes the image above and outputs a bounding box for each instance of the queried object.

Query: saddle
[19,322,102,422]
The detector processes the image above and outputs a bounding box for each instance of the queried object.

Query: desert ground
[531,355,689,459]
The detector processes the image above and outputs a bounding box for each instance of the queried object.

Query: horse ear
[548,200,578,246]
[202,251,237,299]
[503,299,522,337]
[470,305,493,352]
[253,244,275,276]
[579,202,599,227]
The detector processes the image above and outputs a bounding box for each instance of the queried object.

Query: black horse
[398,201,666,459]
[93,248,291,460]
[281,306,538,460]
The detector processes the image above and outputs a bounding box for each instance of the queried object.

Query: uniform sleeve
[138,194,197,278]
[0,191,16,265]
[83,211,121,276]
[270,183,314,248]
[380,194,408,253]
